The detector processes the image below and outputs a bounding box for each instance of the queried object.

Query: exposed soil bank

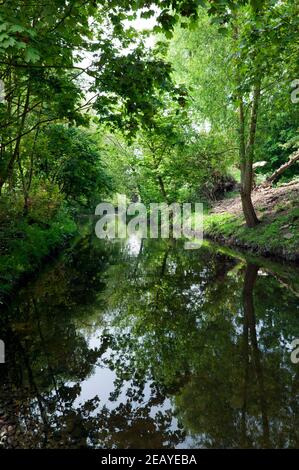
[212,181,299,218]
[204,182,299,263]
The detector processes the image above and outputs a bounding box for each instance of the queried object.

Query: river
[0,234,299,448]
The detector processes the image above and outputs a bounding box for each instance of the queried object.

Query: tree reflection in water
[0,236,299,448]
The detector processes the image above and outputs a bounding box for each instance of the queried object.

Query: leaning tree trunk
[265,149,299,185]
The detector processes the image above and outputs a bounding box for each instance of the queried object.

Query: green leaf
[0,33,9,42]
[15,42,27,50]
[0,22,7,32]
[10,24,25,33]
[2,37,16,48]
[24,47,40,63]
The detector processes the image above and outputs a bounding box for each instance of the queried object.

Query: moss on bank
[203,206,299,262]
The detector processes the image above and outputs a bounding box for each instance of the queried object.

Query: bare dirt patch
[211,182,299,218]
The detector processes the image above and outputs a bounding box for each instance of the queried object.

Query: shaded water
[0,234,299,448]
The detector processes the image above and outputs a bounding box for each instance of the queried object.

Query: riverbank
[203,182,299,262]
[0,195,78,304]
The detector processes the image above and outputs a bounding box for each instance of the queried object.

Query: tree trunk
[157,174,168,202]
[241,188,260,228]
[0,83,31,194]
[238,78,261,228]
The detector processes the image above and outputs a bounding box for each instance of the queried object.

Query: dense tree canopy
[0,0,298,221]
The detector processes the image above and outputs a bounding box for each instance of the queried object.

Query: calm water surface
[0,235,299,448]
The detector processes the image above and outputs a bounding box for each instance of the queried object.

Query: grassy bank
[204,205,299,262]
[0,191,78,303]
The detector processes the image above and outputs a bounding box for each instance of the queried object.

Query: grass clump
[204,207,299,260]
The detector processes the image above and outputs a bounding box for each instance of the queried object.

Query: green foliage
[0,193,77,301]
[104,92,236,204]
[1,0,299,293]
[37,125,112,207]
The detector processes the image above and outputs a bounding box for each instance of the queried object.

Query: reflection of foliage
[0,236,115,447]
[0,236,186,449]
[174,262,299,448]
[103,240,240,387]
[1,238,299,448]
[97,398,184,449]
[100,240,299,448]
